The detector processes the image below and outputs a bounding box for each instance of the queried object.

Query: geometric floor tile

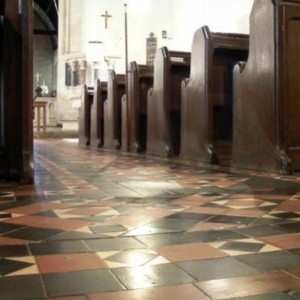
[42,269,124,297]
[0,257,36,277]
[209,238,281,256]
[3,138,300,299]
[35,253,108,273]
[111,263,194,289]
[177,256,258,281]
[195,271,300,300]
[97,249,164,268]
[155,242,228,262]
[258,233,300,250]
[88,283,211,300]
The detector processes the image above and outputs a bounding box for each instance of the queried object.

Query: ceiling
[34,0,58,49]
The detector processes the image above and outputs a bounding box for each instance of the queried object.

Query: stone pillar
[70,59,79,86]
[78,59,87,85]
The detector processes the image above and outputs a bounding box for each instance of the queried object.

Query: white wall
[83,0,254,67]
[57,0,254,125]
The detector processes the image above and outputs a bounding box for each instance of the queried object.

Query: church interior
[1,0,300,299]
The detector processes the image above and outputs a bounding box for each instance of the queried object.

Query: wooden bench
[103,70,126,150]
[90,79,107,149]
[147,47,190,157]
[122,62,153,152]
[232,0,300,174]
[181,26,248,164]
[0,0,34,182]
[78,85,93,146]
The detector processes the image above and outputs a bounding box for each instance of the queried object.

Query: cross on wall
[34,72,41,84]
[101,10,112,29]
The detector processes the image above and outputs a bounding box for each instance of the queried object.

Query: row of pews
[79,0,300,175]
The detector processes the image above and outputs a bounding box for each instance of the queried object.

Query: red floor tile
[155,243,228,262]
[36,253,108,273]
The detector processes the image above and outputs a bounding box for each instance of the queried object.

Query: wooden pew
[122,62,153,152]
[103,70,126,150]
[0,0,34,182]
[90,79,107,149]
[78,84,93,146]
[181,26,248,164]
[232,0,300,174]
[147,47,190,157]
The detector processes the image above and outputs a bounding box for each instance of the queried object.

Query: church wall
[56,0,254,130]
[56,0,85,128]
[33,17,56,97]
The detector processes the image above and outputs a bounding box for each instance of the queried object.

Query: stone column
[78,59,87,85]
[70,60,79,86]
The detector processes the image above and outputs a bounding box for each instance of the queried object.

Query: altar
[33,97,57,131]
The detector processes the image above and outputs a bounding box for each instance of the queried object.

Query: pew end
[90,79,107,149]
[180,25,248,166]
[232,0,300,174]
[79,85,93,147]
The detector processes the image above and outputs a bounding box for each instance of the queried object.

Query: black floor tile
[177,256,258,281]
[89,224,127,234]
[107,250,157,265]
[187,229,246,242]
[275,222,300,234]
[0,274,45,300]
[231,292,295,299]
[4,226,63,241]
[47,231,106,240]
[233,224,287,238]
[0,222,25,234]
[220,241,265,252]
[235,251,300,272]
[43,269,124,297]
[0,258,34,276]
[143,218,198,232]
[111,263,194,289]
[166,212,213,222]
[135,232,198,247]
[0,245,29,257]
[84,237,146,251]
[208,215,256,225]
[290,290,300,299]
[29,240,90,255]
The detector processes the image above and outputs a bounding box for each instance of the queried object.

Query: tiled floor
[1,139,300,299]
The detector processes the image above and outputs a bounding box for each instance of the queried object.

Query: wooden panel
[283,16,300,169]
[123,62,153,153]
[103,70,126,150]
[0,0,33,182]
[78,85,93,146]
[232,0,300,174]
[90,79,107,149]
[147,47,190,157]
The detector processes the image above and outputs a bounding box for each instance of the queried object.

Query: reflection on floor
[1,138,300,299]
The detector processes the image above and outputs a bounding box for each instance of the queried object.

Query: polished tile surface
[1,138,300,299]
